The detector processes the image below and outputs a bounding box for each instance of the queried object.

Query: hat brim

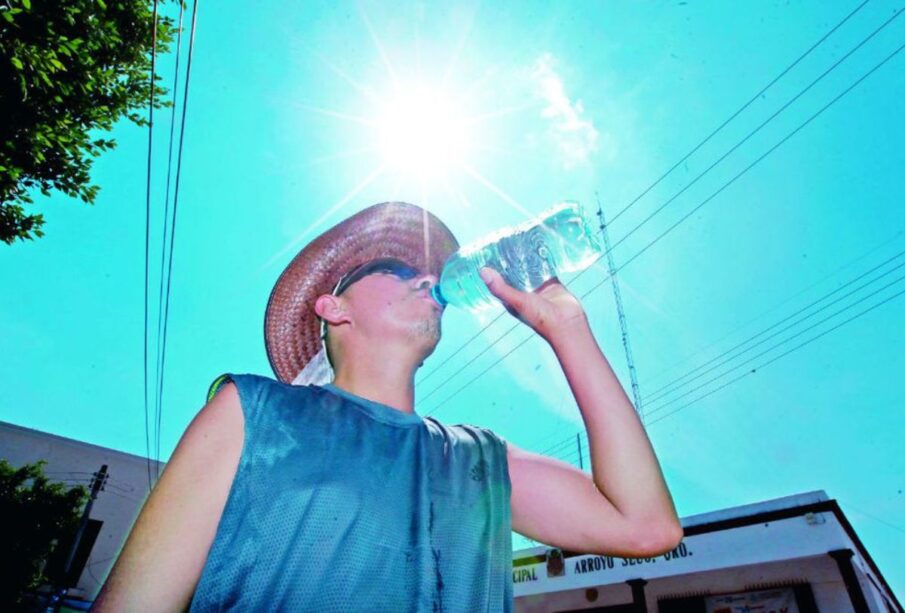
[264,202,459,383]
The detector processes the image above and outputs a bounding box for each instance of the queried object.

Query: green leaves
[0,0,177,244]
[0,460,85,605]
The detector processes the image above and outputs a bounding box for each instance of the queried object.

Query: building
[513,491,901,612]
[1,420,161,607]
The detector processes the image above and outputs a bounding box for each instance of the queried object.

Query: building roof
[0,420,165,469]
[680,490,829,529]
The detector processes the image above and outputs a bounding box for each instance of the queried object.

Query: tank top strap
[207,372,272,411]
[206,373,304,444]
[427,419,509,458]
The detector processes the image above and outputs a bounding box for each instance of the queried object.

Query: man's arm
[480,268,682,556]
[92,383,244,611]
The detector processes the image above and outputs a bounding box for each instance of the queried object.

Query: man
[94,202,681,611]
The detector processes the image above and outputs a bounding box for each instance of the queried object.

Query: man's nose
[414,273,438,290]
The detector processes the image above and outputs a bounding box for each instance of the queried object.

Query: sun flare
[375,86,471,178]
[270,34,543,270]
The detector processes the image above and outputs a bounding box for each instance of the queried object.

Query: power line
[643,247,905,405]
[143,0,161,493]
[577,38,905,306]
[538,431,587,458]
[518,421,585,454]
[422,39,905,417]
[640,229,904,387]
[43,471,96,476]
[100,488,145,505]
[155,0,200,475]
[86,555,118,586]
[416,4,888,400]
[154,0,187,481]
[644,285,905,428]
[606,0,872,227]
[539,440,577,459]
[605,5,903,257]
[517,240,905,459]
[419,315,522,404]
[417,311,509,385]
[843,500,905,535]
[537,437,581,462]
[519,271,905,460]
[559,450,582,466]
[423,329,535,416]
[51,478,93,485]
[643,272,905,418]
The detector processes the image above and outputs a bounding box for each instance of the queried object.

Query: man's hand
[479,267,587,343]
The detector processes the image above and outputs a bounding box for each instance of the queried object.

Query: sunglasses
[331,257,423,297]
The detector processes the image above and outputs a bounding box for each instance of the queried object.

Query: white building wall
[1,422,162,600]
[514,512,854,600]
[856,561,895,613]
[516,555,857,612]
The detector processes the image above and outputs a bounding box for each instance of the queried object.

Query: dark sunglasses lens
[334,259,420,295]
[380,261,419,279]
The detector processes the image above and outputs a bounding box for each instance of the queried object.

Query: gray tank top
[190,374,513,612]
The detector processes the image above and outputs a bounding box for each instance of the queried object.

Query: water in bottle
[431,201,602,310]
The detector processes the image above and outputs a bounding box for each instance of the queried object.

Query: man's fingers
[479,267,527,311]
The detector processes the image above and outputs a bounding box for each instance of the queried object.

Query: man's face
[335,259,444,354]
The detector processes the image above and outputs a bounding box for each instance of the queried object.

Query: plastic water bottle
[431,201,602,310]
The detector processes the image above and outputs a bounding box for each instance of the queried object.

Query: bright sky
[2,0,904,594]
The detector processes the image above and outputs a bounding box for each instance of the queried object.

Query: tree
[0,460,88,611]
[0,0,176,244]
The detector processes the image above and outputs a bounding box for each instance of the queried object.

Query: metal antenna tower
[595,193,644,421]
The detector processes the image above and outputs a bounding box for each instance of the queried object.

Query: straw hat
[264,202,459,384]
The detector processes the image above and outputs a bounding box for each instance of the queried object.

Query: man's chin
[411,318,441,354]
[424,330,441,355]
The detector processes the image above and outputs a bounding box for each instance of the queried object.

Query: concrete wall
[1,421,163,601]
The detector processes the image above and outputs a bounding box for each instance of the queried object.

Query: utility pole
[576,433,584,470]
[47,464,108,612]
[595,193,644,422]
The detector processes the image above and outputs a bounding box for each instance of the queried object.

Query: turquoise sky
[2,0,904,595]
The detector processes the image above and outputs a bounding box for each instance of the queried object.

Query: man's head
[314,257,444,371]
[264,202,458,385]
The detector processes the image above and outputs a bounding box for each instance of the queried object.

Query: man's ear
[314,294,350,326]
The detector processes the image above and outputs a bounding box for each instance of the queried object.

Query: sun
[269,39,541,268]
[375,85,471,178]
